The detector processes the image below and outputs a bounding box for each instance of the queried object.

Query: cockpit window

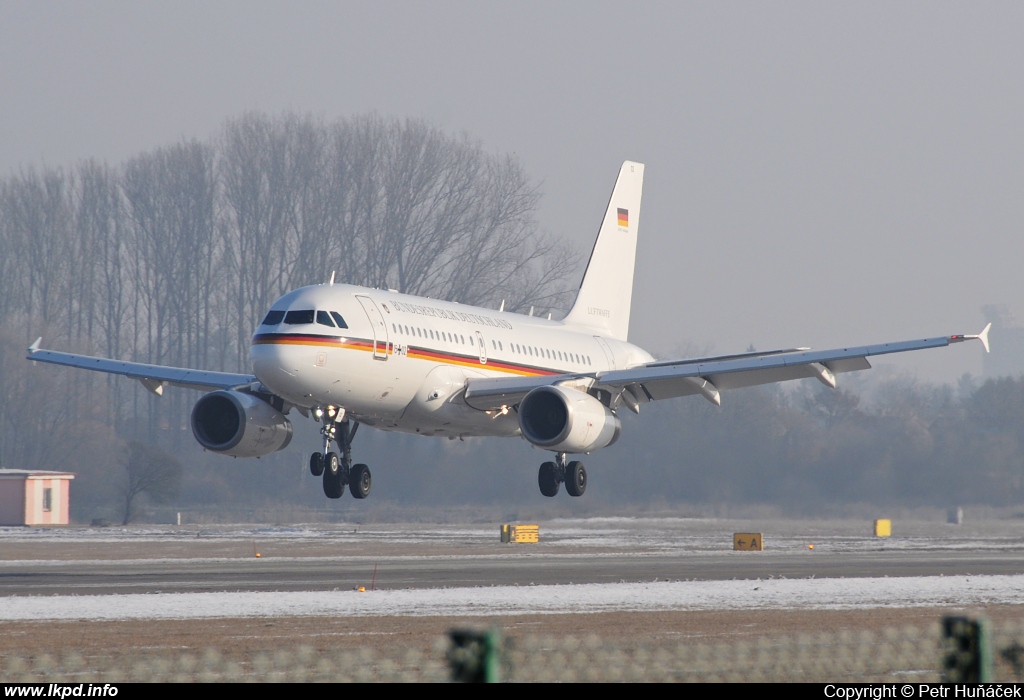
[316,310,336,327]
[329,311,348,329]
[284,309,315,325]
[261,310,285,326]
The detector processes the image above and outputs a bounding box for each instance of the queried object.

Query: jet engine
[191,390,293,458]
[518,385,621,453]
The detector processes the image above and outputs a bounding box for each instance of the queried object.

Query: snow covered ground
[0,574,1022,621]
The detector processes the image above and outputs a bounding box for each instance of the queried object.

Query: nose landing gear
[310,406,371,500]
[538,453,586,498]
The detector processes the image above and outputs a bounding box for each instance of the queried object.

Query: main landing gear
[308,407,372,500]
[538,453,586,498]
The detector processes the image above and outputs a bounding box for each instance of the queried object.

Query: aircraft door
[356,295,390,360]
[475,330,487,364]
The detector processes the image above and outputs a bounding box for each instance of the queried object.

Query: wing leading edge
[463,325,991,412]
[26,340,258,395]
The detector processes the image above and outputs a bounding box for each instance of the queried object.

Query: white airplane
[27,161,990,500]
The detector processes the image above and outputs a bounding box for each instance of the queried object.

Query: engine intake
[518,385,621,453]
[191,390,293,458]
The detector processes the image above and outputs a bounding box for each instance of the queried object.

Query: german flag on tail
[617,208,628,228]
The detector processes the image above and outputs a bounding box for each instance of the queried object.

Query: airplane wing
[26,339,258,395]
[463,325,991,412]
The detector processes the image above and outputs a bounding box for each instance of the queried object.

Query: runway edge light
[874,519,892,537]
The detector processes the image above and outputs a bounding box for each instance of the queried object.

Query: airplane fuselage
[249,283,654,439]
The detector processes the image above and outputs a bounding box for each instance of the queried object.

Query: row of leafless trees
[0,113,577,442]
[0,113,578,518]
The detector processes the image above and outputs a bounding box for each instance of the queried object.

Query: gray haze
[3,1,1021,382]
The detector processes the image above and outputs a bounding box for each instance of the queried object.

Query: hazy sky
[3,2,1021,382]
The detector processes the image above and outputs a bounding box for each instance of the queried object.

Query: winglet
[974,322,992,353]
[950,323,991,353]
[27,337,41,354]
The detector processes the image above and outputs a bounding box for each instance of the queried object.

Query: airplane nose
[251,342,302,382]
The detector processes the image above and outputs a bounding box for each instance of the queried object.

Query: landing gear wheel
[350,463,372,499]
[538,461,560,497]
[322,452,345,499]
[309,452,325,477]
[565,460,586,497]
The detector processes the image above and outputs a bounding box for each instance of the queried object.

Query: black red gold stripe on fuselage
[252,332,369,349]
[405,346,559,377]
[251,333,561,378]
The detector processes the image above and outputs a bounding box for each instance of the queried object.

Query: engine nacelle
[518,385,621,453]
[191,390,293,458]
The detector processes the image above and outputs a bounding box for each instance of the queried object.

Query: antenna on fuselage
[499,299,505,312]
[528,306,534,316]
[329,271,335,286]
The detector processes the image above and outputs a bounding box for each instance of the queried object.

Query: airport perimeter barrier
[3,617,1024,682]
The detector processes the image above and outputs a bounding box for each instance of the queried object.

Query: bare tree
[0,166,74,336]
[220,112,580,350]
[121,440,182,525]
[121,141,218,432]
[322,114,579,313]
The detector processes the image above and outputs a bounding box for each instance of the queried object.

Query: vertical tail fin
[562,161,644,341]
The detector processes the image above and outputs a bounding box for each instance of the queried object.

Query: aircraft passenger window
[285,309,315,325]
[261,310,285,326]
[460,335,465,344]
[499,341,503,351]
[316,311,336,327]
[329,312,348,329]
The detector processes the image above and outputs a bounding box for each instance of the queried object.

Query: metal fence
[4,618,1023,682]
